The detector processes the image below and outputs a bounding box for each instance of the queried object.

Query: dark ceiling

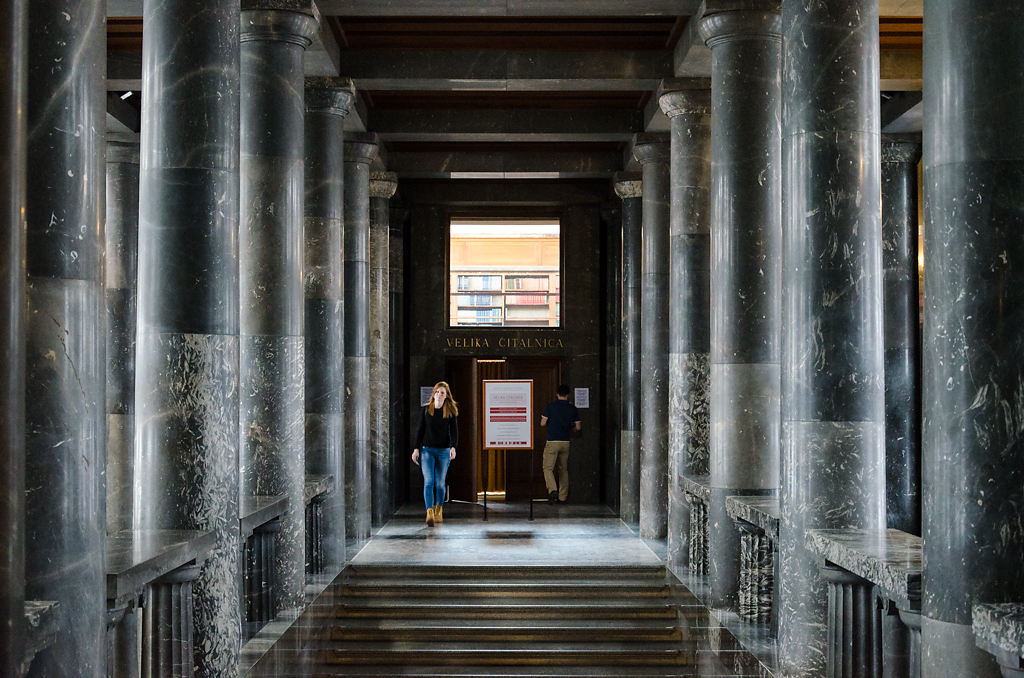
[105,5,923,184]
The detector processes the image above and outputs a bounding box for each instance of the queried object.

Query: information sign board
[482,379,534,449]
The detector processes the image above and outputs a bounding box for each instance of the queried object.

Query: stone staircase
[307,564,733,678]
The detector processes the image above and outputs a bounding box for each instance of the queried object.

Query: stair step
[338,582,673,598]
[315,666,701,678]
[344,565,667,580]
[327,624,685,642]
[333,602,681,620]
[322,645,696,666]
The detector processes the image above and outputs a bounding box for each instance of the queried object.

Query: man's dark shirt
[542,399,580,441]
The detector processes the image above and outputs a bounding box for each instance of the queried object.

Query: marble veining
[738,525,774,624]
[973,603,1024,660]
[806,528,921,610]
[726,495,780,541]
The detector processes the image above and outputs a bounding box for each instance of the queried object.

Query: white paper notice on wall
[574,388,590,409]
[420,386,434,405]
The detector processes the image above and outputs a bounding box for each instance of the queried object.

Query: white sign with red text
[482,379,534,449]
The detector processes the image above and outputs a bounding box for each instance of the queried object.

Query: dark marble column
[881,136,921,536]
[239,0,319,615]
[304,78,353,570]
[921,3,1024,676]
[142,564,200,678]
[343,133,379,546]
[134,0,242,674]
[659,81,712,575]
[614,173,642,526]
[633,135,671,540]
[106,140,139,535]
[369,171,397,528]
[0,2,26,674]
[700,2,782,612]
[601,203,622,510]
[779,1,886,676]
[389,204,408,519]
[24,2,106,675]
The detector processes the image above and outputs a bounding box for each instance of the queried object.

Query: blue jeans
[421,446,452,509]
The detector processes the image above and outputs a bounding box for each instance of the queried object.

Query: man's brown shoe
[425,507,435,526]
[434,504,443,523]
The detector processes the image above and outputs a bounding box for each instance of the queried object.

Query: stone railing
[807,528,922,678]
[105,529,217,678]
[973,603,1024,677]
[681,475,711,575]
[22,599,59,676]
[726,495,779,632]
[239,495,289,640]
[304,474,334,576]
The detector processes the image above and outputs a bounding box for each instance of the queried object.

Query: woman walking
[412,381,458,526]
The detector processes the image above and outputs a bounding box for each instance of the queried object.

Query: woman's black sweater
[415,406,459,449]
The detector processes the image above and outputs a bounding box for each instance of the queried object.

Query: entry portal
[443,357,561,503]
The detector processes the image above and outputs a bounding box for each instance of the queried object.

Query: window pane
[449,219,561,328]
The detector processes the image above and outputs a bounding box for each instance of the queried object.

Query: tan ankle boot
[434,504,443,523]
[425,507,435,526]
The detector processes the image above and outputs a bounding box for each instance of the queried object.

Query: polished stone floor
[242,501,773,677]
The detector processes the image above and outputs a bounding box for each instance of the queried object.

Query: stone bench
[304,474,334,576]
[239,494,289,640]
[681,474,711,575]
[106,528,217,678]
[807,528,922,678]
[726,495,779,630]
[973,603,1024,677]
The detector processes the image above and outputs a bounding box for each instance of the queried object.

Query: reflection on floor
[243,501,774,677]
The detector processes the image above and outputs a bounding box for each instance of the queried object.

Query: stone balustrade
[973,603,1024,677]
[105,529,217,678]
[681,475,711,575]
[305,474,335,575]
[239,495,290,640]
[806,528,922,678]
[726,495,779,631]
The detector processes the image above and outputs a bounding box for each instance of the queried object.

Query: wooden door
[504,358,562,501]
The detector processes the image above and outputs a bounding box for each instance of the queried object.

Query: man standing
[540,385,582,504]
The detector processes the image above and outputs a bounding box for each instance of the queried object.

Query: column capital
[306,77,355,118]
[881,135,922,164]
[107,139,140,165]
[632,133,670,166]
[241,1,320,48]
[344,132,380,165]
[369,171,398,199]
[698,1,781,48]
[658,80,711,119]
[613,171,643,200]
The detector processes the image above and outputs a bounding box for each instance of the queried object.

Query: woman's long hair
[426,381,459,418]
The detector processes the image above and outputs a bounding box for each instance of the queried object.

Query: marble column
[0,2,26,674]
[369,171,397,527]
[239,0,319,615]
[659,81,712,575]
[601,203,622,509]
[921,3,1024,676]
[344,133,379,545]
[615,173,642,526]
[779,1,886,676]
[881,136,921,536]
[24,2,106,675]
[106,140,140,534]
[134,0,242,674]
[634,134,671,540]
[700,2,782,612]
[304,78,353,569]
[389,204,408,518]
